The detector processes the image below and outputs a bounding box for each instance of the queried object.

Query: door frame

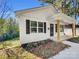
[50,24,54,37]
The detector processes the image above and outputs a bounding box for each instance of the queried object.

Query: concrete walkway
[48,41,79,59]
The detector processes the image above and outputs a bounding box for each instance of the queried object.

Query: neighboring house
[64,24,79,36]
[15,5,77,44]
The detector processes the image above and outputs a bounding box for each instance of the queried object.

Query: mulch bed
[67,37,79,43]
[22,39,70,59]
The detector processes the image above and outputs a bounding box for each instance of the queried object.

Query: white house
[15,5,77,44]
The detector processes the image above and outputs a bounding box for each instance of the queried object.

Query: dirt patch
[22,39,70,59]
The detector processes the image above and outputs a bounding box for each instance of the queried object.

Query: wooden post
[75,26,76,36]
[72,23,76,37]
[57,20,61,42]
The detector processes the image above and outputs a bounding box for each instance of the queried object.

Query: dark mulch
[67,37,79,43]
[22,39,70,59]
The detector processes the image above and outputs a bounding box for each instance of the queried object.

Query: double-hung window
[31,21,37,33]
[38,22,43,33]
[26,20,46,34]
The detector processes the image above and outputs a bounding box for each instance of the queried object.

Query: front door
[50,24,54,36]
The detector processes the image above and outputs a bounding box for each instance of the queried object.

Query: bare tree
[0,0,12,19]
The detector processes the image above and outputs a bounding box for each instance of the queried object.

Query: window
[31,21,37,33]
[38,22,43,27]
[38,22,43,33]
[31,28,37,33]
[26,20,46,34]
[55,24,64,32]
[60,25,64,32]
[31,21,37,27]
[55,24,57,32]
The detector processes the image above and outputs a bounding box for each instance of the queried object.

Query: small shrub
[68,36,79,43]
[1,31,19,41]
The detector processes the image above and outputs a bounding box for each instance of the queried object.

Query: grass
[0,38,42,59]
[0,47,42,59]
[68,36,79,43]
[0,37,20,49]
[0,39,69,59]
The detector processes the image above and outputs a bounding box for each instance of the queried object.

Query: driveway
[49,41,79,59]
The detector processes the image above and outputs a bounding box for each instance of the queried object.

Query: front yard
[22,39,70,59]
[68,36,79,43]
[0,37,20,49]
[0,39,70,59]
[0,38,41,59]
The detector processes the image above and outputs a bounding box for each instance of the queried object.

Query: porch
[48,13,77,42]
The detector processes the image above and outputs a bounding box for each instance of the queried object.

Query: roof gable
[15,5,58,16]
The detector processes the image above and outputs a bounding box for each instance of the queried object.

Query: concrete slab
[48,41,79,59]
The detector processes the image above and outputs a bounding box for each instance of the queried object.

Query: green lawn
[68,36,79,43]
[0,37,20,49]
[0,46,42,59]
[0,38,42,59]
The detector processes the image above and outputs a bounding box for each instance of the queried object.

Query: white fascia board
[49,13,77,24]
